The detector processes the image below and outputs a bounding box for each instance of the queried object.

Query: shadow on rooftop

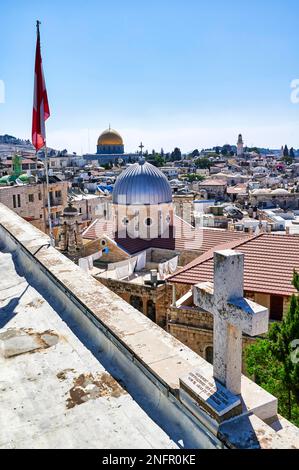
[0,285,29,328]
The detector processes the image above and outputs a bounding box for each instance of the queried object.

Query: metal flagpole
[44,142,55,247]
[35,20,54,247]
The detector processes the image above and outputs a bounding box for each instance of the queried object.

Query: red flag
[32,21,50,151]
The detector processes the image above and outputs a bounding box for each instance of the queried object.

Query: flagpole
[35,20,54,247]
[44,142,55,247]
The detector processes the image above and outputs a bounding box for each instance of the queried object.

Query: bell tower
[237,134,244,157]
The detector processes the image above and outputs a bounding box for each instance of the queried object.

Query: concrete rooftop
[0,203,219,449]
[0,251,179,449]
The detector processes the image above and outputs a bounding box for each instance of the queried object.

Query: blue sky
[1,0,299,153]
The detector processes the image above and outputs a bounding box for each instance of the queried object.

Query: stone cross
[139,142,144,155]
[193,249,269,395]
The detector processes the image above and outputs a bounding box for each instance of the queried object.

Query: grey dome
[112,161,172,205]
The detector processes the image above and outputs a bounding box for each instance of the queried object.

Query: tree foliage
[195,157,211,169]
[246,270,299,425]
[283,145,289,157]
[171,147,182,161]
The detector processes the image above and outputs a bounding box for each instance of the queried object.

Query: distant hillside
[0,135,64,157]
[0,135,35,157]
[0,134,33,147]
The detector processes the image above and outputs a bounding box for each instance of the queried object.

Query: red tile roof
[199,179,227,186]
[168,233,299,297]
[82,215,248,255]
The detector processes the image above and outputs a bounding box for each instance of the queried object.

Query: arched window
[130,295,143,313]
[205,346,213,364]
[147,300,156,322]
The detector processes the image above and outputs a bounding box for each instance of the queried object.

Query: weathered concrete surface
[0,252,179,449]
[219,413,299,449]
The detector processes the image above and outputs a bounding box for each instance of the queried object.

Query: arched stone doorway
[130,295,143,313]
[205,346,213,365]
[147,300,156,323]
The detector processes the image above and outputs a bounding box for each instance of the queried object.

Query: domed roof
[97,128,123,146]
[271,188,290,195]
[18,174,30,182]
[112,161,172,206]
[0,175,10,185]
[251,188,271,196]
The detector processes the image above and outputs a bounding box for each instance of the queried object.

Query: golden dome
[97,128,123,146]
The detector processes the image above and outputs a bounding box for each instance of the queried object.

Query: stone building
[70,192,111,230]
[0,177,69,237]
[249,188,299,210]
[198,179,227,200]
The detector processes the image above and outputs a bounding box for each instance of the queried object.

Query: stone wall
[82,237,129,263]
[167,304,257,372]
[98,277,172,328]
[0,180,69,236]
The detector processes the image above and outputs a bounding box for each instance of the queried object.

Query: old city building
[0,177,69,237]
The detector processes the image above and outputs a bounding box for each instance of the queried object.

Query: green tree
[152,154,165,167]
[171,147,182,161]
[282,155,293,165]
[191,149,200,158]
[283,145,289,157]
[290,147,295,159]
[246,270,299,424]
[182,173,205,183]
[195,157,211,169]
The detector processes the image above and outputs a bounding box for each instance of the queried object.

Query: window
[13,195,16,209]
[147,300,156,322]
[55,190,61,198]
[270,295,284,321]
[79,208,82,214]
[17,194,21,207]
[205,346,213,365]
[145,217,153,227]
[38,192,42,201]
[130,296,143,313]
[29,194,34,203]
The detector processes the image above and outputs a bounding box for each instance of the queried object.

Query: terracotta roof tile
[168,233,299,297]
[82,215,248,255]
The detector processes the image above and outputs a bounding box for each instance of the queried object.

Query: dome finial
[139,142,144,155]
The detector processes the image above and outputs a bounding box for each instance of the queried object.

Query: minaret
[237,134,244,157]
[58,198,83,258]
